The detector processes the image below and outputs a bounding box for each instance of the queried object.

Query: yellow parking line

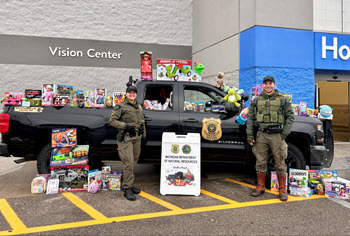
[0,199,28,234]
[200,189,239,204]
[63,193,108,221]
[139,191,183,211]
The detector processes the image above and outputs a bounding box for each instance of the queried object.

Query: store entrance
[318,81,349,142]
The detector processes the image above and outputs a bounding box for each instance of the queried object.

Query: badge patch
[202,118,222,141]
[171,144,180,154]
[182,144,191,154]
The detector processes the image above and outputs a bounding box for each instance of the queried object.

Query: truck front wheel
[37,143,51,174]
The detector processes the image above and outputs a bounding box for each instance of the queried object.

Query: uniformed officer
[246,76,294,201]
[109,85,146,201]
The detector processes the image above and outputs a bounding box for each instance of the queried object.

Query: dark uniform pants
[117,138,141,189]
[252,131,288,174]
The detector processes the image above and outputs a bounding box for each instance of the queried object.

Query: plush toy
[194,61,205,75]
[216,72,225,90]
[223,88,241,107]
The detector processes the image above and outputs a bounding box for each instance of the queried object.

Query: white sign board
[160,132,201,196]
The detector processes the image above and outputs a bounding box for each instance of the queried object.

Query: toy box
[113,92,125,106]
[2,92,24,106]
[84,91,94,107]
[324,177,350,200]
[50,165,89,192]
[31,174,50,194]
[53,95,70,106]
[52,128,77,148]
[298,101,307,116]
[270,172,288,192]
[50,145,89,167]
[42,84,54,106]
[289,187,314,198]
[77,92,85,108]
[25,89,42,99]
[55,84,74,96]
[308,170,338,189]
[46,178,59,194]
[289,168,308,190]
[106,172,122,190]
[280,93,293,103]
[95,89,106,108]
[157,58,202,82]
[140,51,153,81]
[88,170,103,192]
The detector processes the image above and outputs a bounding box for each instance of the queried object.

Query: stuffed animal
[216,72,225,90]
[223,88,241,107]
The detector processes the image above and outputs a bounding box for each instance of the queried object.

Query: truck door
[179,83,247,162]
[138,82,181,159]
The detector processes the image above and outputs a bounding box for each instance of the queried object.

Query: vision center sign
[315,32,350,70]
[49,47,122,60]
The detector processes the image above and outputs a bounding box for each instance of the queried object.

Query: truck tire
[37,143,52,174]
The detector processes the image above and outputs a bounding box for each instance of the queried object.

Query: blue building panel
[240,27,256,70]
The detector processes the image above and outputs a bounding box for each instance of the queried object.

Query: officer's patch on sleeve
[114,105,121,111]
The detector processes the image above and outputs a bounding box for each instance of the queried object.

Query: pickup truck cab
[0,81,334,174]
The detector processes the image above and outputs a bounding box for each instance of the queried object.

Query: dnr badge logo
[171,144,180,154]
[202,118,222,141]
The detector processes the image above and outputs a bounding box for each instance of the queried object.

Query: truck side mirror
[225,102,239,115]
[241,94,249,102]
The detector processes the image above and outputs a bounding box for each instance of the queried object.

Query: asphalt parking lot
[0,142,349,235]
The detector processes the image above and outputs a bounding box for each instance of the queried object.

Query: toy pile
[144,98,171,110]
[2,84,126,109]
[270,168,350,200]
[31,128,123,194]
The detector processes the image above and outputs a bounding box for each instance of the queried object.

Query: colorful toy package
[270,171,288,192]
[50,145,89,167]
[70,91,78,107]
[309,170,338,189]
[2,92,24,106]
[113,92,125,106]
[25,89,42,99]
[52,128,77,148]
[289,168,308,190]
[280,93,293,103]
[156,58,202,82]
[55,84,74,96]
[46,178,59,195]
[31,174,50,194]
[50,165,89,192]
[140,51,153,81]
[324,177,350,200]
[88,170,103,192]
[21,98,42,107]
[84,91,95,108]
[42,84,54,106]
[53,95,70,106]
[298,101,307,116]
[289,187,314,198]
[95,89,106,108]
[106,172,122,190]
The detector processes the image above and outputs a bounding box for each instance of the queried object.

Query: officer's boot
[123,188,136,201]
[277,174,288,201]
[251,172,266,197]
[131,186,141,194]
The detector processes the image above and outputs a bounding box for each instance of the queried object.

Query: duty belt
[259,126,283,134]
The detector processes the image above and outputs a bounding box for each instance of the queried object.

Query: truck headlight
[316,124,324,144]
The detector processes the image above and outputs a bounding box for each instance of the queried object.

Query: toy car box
[52,128,77,148]
[324,177,350,200]
[308,170,338,189]
[2,92,24,106]
[50,145,89,167]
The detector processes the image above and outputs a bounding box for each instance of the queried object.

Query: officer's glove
[125,125,135,133]
[280,133,287,140]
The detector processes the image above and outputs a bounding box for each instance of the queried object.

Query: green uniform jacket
[246,90,294,140]
[109,98,146,140]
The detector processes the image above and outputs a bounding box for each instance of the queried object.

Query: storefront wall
[0,0,192,97]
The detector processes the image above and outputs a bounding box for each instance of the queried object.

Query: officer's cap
[263,76,275,83]
[126,86,137,93]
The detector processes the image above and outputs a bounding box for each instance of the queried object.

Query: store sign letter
[322,36,350,60]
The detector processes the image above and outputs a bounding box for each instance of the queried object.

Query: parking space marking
[225,178,279,195]
[0,180,327,235]
[139,191,183,211]
[0,199,28,234]
[63,193,108,221]
[200,189,239,204]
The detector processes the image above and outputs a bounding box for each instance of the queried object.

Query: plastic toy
[25,90,42,99]
[53,95,70,107]
[50,165,89,192]
[324,177,350,200]
[70,91,78,107]
[105,96,113,107]
[55,84,74,96]
[50,145,89,167]
[52,128,77,148]
[102,166,111,175]
[113,92,125,106]
[89,180,99,193]
[31,174,50,194]
[77,93,84,108]
[318,105,333,120]
[84,91,95,108]
[106,172,122,190]
[2,92,24,106]
[216,72,225,90]
[95,89,106,108]
[194,61,205,75]
[223,88,241,107]
[88,170,103,192]
[157,59,202,82]
[46,179,59,194]
[280,93,292,103]
[42,84,54,106]
[250,84,263,101]
[140,51,153,81]
[298,101,307,116]
[236,108,249,125]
